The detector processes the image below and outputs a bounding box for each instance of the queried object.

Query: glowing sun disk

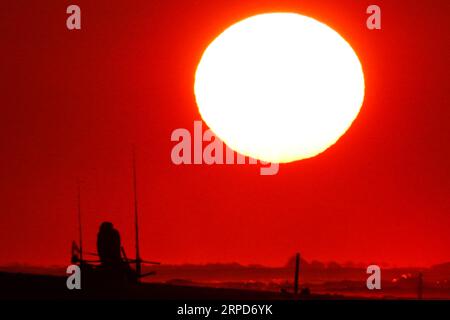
[194,13,365,163]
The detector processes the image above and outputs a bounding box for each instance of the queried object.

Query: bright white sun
[194,13,365,163]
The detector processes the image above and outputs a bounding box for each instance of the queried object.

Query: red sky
[0,0,449,268]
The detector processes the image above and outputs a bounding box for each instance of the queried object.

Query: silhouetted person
[97,222,122,266]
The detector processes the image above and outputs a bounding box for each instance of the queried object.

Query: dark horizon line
[1,260,449,271]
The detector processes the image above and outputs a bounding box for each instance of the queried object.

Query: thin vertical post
[294,253,300,295]
[132,149,141,280]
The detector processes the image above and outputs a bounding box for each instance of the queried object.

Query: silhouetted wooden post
[294,253,300,295]
[132,149,142,281]
[418,272,423,300]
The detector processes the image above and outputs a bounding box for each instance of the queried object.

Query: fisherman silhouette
[97,222,122,266]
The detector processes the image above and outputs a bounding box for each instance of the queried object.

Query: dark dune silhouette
[0,271,342,300]
[2,260,449,300]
